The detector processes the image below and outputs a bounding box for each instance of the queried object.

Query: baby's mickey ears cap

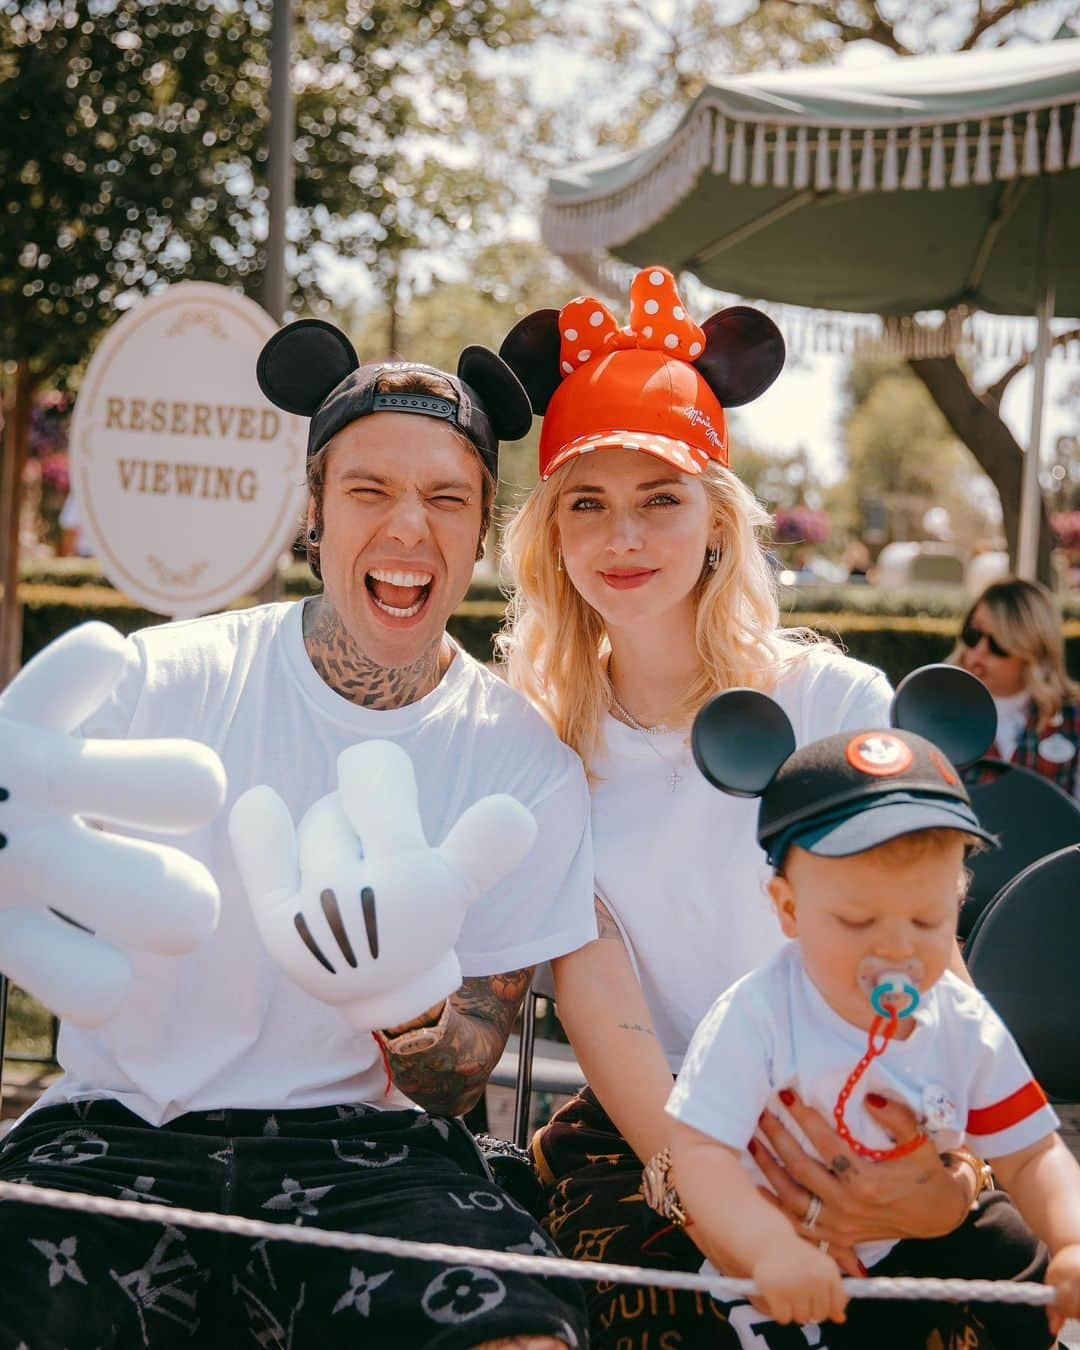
[692,665,999,866]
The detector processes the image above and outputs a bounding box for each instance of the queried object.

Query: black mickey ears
[498,309,563,415]
[695,306,786,408]
[257,319,360,417]
[691,689,797,798]
[458,346,534,441]
[890,664,996,769]
[499,303,785,417]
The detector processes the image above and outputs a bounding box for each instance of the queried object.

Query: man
[0,320,595,1349]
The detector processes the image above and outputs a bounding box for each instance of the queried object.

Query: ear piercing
[706,544,720,570]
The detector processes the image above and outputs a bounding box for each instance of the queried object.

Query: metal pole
[258,0,294,604]
[1016,179,1055,581]
[265,0,294,325]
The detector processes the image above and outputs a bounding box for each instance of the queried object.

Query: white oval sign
[70,282,306,617]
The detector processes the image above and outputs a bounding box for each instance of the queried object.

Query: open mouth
[365,568,434,619]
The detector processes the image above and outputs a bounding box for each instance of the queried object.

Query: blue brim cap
[765,790,999,868]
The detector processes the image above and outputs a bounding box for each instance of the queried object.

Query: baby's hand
[1046,1243,1080,1334]
[751,1242,848,1326]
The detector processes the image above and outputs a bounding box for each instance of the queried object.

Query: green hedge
[17,583,1080,686]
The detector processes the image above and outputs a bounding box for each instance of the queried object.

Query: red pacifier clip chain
[833,1010,928,1161]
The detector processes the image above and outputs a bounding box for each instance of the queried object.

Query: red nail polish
[866,1092,887,1108]
[748,1139,759,1156]
[778,1088,795,1107]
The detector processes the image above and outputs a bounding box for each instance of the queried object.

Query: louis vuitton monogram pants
[0,1099,586,1350]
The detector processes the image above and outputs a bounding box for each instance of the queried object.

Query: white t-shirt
[993,689,1031,763]
[590,646,892,1068]
[668,943,1059,1267]
[38,601,596,1126]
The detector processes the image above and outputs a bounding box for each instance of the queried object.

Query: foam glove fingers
[229,786,301,912]
[337,740,428,856]
[8,822,220,953]
[0,907,132,1028]
[0,622,134,732]
[53,737,227,832]
[439,794,537,900]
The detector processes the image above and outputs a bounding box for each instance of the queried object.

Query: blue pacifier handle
[870,972,920,1019]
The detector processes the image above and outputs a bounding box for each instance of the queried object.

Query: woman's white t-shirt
[590,646,892,1070]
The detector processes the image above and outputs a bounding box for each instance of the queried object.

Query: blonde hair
[947,576,1078,731]
[498,457,825,772]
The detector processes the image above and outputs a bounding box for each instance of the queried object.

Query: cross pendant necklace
[608,684,684,792]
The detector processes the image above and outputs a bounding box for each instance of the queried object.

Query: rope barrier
[0,1179,1055,1307]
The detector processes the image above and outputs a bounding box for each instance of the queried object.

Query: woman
[497,269,1005,1349]
[952,576,1079,798]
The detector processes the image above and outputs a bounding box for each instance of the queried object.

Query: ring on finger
[801,1193,823,1232]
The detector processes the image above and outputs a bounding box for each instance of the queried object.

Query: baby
[665,669,1080,1341]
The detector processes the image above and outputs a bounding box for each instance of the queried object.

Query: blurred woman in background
[951,576,1079,798]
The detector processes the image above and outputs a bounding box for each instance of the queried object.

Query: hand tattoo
[387,968,534,1117]
[303,594,446,709]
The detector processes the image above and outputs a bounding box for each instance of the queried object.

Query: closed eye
[834,916,874,930]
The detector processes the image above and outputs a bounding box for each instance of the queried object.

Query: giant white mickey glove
[229,740,538,1031]
[0,622,225,1028]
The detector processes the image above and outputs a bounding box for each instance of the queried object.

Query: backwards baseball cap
[691,665,1000,868]
[257,318,532,479]
[499,266,786,480]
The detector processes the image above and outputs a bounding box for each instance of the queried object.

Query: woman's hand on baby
[750,1242,847,1326]
[753,1089,969,1247]
[1046,1243,1080,1335]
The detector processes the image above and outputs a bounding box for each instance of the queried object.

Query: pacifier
[857,957,924,1020]
[835,956,930,1162]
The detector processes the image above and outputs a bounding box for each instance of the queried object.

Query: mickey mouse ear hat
[692,665,1000,867]
[256,319,532,479]
[499,266,785,480]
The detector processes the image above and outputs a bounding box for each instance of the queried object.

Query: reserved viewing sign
[70,282,307,617]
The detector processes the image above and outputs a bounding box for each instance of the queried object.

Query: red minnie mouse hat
[499,267,786,481]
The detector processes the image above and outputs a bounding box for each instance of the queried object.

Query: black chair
[488,963,584,1148]
[965,844,1080,1102]
[960,760,1080,940]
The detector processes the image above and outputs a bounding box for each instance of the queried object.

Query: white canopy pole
[1016,179,1055,581]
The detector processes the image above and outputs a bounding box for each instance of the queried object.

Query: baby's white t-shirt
[37,601,596,1126]
[667,943,1059,1266]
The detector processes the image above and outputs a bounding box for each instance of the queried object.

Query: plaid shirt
[975,696,1080,796]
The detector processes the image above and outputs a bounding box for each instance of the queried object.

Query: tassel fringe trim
[543,104,1080,256]
[555,251,1080,364]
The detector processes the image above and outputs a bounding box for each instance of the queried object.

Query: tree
[0,0,546,665]
[834,354,1001,550]
[557,0,1078,579]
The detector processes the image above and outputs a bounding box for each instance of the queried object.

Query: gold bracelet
[641,1147,690,1228]
[945,1149,994,1211]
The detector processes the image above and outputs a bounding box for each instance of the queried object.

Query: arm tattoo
[302,595,446,709]
[387,967,534,1117]
[594,894,623,941]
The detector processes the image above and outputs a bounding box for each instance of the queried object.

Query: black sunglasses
[961,623,1010,659]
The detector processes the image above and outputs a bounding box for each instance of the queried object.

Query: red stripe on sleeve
[967,1080,1049,1136]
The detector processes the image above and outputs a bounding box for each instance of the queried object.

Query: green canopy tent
[541,40,1080,578]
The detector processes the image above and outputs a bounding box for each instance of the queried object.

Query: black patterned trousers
[0,1099,587,1350]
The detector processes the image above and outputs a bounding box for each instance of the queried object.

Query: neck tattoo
[303,596,446,710]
